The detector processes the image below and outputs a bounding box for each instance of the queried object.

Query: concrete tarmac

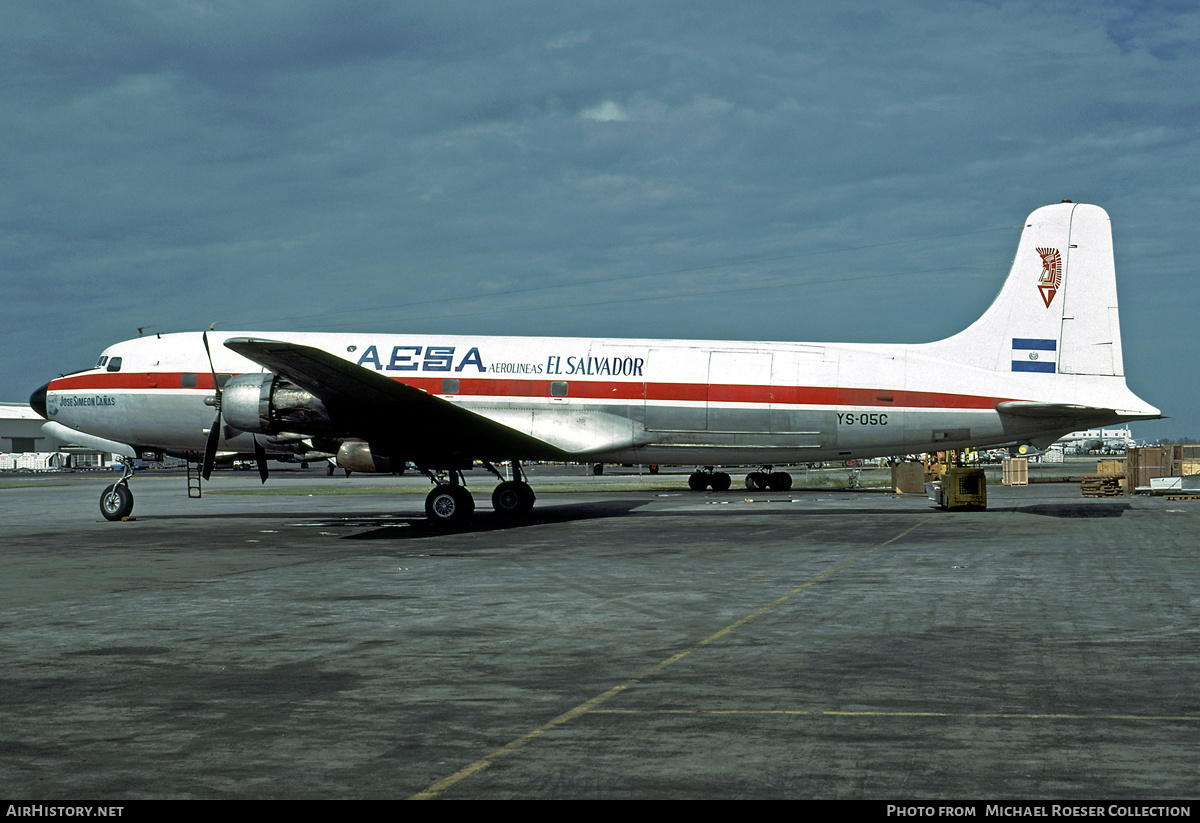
[1,468,1197,799]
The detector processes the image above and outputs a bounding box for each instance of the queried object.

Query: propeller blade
[254,437,269,484]
[202,331,219,387]
[200,331,223,481]
[201,411,221,480]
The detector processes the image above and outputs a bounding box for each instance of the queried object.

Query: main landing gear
[686,466,793,492]
[421,461,536,526]
[424,480,474,524]
[688,467,732,491]
[745,466,792,491]
[99,458,136,521]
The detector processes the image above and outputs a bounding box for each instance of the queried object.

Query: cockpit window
[106,357,123,372]
[96,356,108,368]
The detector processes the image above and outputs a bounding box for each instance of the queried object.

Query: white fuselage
[42,330,1149,465]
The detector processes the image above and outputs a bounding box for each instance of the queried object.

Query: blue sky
[4,1,1196,439]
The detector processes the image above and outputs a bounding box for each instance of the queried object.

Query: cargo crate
[1002,457,1028,486]
[891,461,925,494]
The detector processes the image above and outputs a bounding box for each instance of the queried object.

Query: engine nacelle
[336,440,397,473]
[222,373,331,435]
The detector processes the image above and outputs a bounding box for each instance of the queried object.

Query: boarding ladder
[187,460,202,498]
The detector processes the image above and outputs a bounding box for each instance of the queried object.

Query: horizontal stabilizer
[996,401,1162,432]
[996,401,1103,418]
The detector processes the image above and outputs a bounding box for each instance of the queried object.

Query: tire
[517,482,536,513]
[767,472,792,491]
[688,472,709,491]
[710,472,732,491]
[492,481,535,517]
[745,472,766,490]
[425,485,475,525]
[100,484,133,521]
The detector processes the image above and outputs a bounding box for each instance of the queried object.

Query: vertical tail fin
[928,202,1123,376]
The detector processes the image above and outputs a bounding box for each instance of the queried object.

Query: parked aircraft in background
[1056,427,1137,454]
[30,202,1159,523]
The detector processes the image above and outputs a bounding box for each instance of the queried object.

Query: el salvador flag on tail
[1012,338,1056,373]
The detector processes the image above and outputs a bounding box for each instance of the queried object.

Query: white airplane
[30,201,1160,523]
[1056,427,1137,453]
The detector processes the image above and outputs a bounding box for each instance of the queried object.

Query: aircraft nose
[30,382,49,419]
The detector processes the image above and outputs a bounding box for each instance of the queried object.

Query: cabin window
[550,381,568,397]
[106,357,122,372]
[181,373,198,388]
[442,378,459,394]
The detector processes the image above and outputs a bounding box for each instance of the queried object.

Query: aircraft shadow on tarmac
[141,498,650,539]
[135,496,1130,542]
[995,501,1131,518]
[339,499,1133,537]
[342,499,651,539]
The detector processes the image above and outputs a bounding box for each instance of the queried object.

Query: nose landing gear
[99,458,136,521]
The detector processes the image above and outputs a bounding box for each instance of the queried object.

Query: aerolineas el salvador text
[355,344,645,377]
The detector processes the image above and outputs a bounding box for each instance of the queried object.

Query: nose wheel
[100,458,135,521]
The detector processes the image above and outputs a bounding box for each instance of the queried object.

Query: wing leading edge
[223,337,570,463]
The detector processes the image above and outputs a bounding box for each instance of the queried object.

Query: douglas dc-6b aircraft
[30,202,1160,523]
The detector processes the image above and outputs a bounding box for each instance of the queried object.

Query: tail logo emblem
[1036,247,1062,308]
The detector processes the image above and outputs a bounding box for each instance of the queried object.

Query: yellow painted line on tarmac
[409,515,935,800]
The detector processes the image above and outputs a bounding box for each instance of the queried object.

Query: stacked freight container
[1125,445,1200,491]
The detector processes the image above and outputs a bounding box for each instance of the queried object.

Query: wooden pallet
[1080,474,1124,497]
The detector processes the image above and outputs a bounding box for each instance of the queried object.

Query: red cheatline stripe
[48,372,1008,410]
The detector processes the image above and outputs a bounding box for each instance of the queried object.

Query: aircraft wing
[223,337,570,462]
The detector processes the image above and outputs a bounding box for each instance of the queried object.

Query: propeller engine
[200,332,271,483]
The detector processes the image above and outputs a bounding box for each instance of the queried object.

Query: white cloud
[547,30,592,50]
[580,100,630,122]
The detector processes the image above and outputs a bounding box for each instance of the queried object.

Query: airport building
[0,402,114,471]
